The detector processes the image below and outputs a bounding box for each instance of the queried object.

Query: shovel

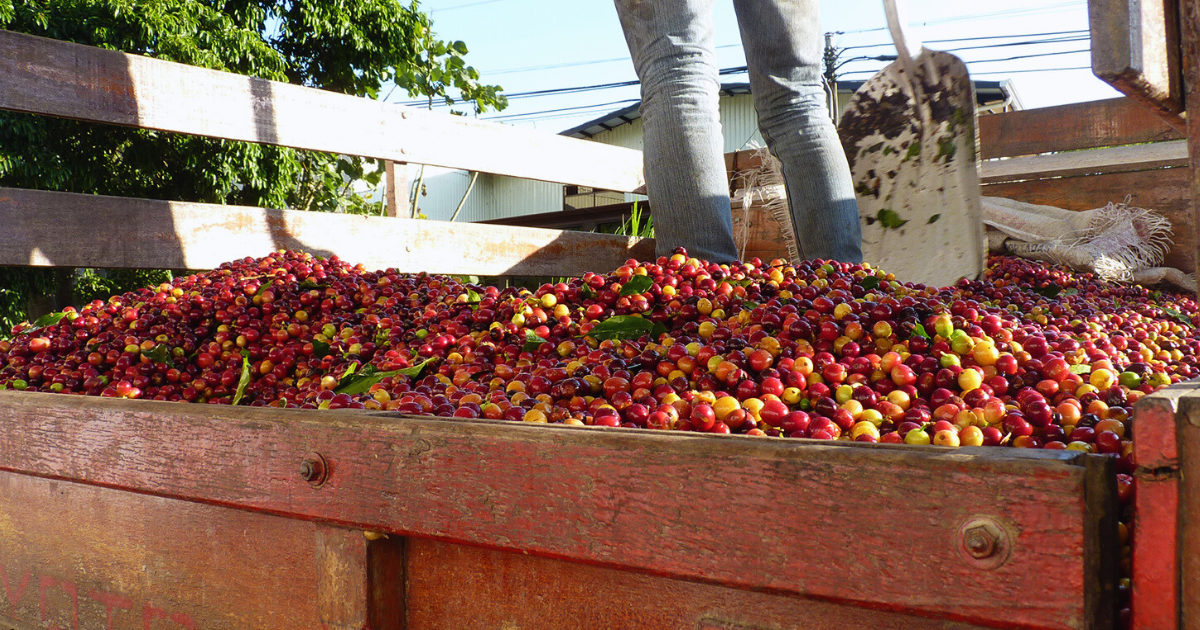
[837,0,986,288]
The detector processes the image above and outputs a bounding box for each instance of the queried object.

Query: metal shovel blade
[838,50,986,288]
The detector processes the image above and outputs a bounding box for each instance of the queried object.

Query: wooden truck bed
[0,391,1116,630]
[2,1,1200,625]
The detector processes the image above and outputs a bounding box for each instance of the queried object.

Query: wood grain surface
[0,29,644,192]
[1181,6,1200,623]
[982,168,1195,273]
[404,538,991,630]
[1179,393,1200,630]
[0,470,403,630]
[979,140,1188,183]
[977,98,1184,159]
[0,187,656,275]
[0,391,1116,630]
[1088,0,1185,127]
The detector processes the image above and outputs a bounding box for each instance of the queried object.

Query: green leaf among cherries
[522,330,548,352]
[1031,285,1062,299]
[1164,307,1195,328]
[19,311,66,334]
[231,353,252,406]
[619,275,653,296]
[335,358,436,395]
[588,315,657,341]
[141,344,175,367]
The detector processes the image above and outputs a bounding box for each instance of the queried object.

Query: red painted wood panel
[1132,476,1179,630]
[0,470,402,629]
[1133,385,1186,470]
[404,538,991,630]
[0,392,1115,630]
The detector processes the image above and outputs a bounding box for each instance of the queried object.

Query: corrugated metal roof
[561,83,753,139]
[560,79,1009,139]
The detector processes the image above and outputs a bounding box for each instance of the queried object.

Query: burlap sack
[982,196,1194,292]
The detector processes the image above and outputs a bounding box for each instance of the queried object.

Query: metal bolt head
[299,451,328,487]
[964,526,996,558]
[299,459,317,481]
[957,517,1011,570]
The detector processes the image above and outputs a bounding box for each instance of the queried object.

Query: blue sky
[393,0,1119,133]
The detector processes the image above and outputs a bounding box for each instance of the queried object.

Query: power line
[485,99,639,121]
[843,34,1087,53]
[397,47,1089,109]
[841,29,1088,51]
[971,66,1091,74]
[484,43,742,76]
[836,47,1090,75]
[841,2,1085,34]
[430,0,510,11]
[486,62,1099,125]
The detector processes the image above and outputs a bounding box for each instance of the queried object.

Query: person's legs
[614,0,739,263]
[733,0,862,263]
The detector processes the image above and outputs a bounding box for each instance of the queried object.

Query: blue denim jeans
[615,0,862,264]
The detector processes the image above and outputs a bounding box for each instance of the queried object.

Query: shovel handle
[883,0,923,64]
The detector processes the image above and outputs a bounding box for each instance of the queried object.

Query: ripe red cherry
[690,404,716,432]
[758,400,789,427]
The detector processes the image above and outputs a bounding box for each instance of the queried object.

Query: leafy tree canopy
[0,0,505,210]
[0,0,505,334]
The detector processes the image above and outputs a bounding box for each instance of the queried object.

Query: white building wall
[416,168,561,222]
[418,94,763,222]
[583,94,763,154]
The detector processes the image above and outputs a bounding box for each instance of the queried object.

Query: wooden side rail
[978,97,1184,160]
[0,29,644,193]
[0,391,1117,630]
[0,188,654,275]
[977,97,1195,273]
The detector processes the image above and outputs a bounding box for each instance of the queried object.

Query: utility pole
[823,32,841,123]
[824,32,838,85]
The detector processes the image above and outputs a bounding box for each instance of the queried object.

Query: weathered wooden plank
[0,470,403,629]
[979,140,1188,183]
[1084,454,1121,628]
[982,167,1195,273]
[404,539,989,630]
[1132,476,1180,630]
[730,196,790,264]
[1182,5,1200,628]
[1088,0,1185,128]
[384,160,407,219]
[1128,385,1194,630]
[0,391,1114,630]
[1179,393,1200,630]
[977,98,1184,159]
[1133,383,1189,470]
[0,187,655,275]
[0,30,644,192]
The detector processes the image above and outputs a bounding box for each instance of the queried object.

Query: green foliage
[0,268,57,337]
[395,17,507,114]
[0,0,505,331]
[614,202,654,238]
[72,269,174,306]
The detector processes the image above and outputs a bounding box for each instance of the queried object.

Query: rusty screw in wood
[300,451,328,487]
[964,526,997,559]
[957,517,1011,570]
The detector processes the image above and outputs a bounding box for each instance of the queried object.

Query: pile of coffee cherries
[3,249,1194,619]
